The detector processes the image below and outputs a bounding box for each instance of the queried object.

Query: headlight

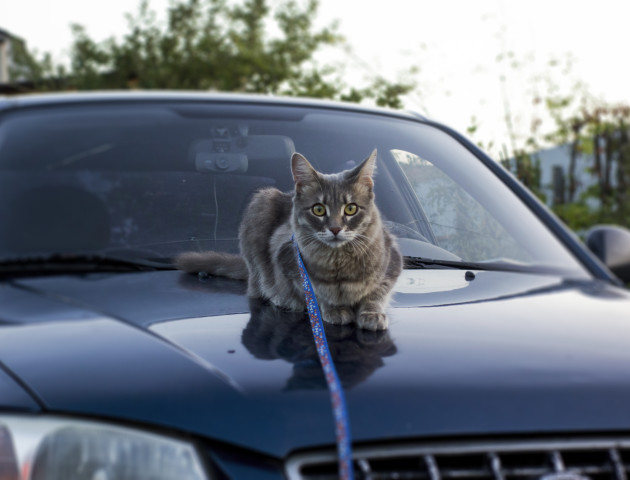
[0,415,209,480]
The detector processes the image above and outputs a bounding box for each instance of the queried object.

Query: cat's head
[291,149,378,248]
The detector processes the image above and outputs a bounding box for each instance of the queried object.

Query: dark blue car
[1,92,630,479]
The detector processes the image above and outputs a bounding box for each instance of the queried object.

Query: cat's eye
[312,204,326,216]
[344,203,358,216]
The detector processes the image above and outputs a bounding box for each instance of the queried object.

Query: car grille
[285,438,630,480]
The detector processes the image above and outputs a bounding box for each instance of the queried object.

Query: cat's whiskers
[300,232,319,247]
[348,235,370,258]
[351,232,370,248]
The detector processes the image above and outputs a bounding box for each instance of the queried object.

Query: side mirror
[585,225,630,283]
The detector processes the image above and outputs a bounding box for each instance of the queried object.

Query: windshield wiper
[0,253,174,275]
[404,256,491,271]
[403,256,548,273]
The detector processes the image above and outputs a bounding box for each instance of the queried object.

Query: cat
[175,149,402,330]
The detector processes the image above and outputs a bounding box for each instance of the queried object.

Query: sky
[3,0,630,158]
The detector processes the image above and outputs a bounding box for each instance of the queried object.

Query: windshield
[0,99,588,277]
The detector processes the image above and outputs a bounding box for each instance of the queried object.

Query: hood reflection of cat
[242,299,397,390]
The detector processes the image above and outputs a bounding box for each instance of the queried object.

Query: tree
[470,44,630,232]
[502,84,630,232]
[21,0,414,107]
[8,36,66,90]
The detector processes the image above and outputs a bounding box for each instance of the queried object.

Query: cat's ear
[291,152,319,192]
[348,148,377,189]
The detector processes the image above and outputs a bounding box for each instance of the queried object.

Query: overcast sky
[3,0,629,157]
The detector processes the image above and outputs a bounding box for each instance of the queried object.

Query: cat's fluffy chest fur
[176,149,402,330]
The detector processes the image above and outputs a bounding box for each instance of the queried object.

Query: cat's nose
[330,227,342,236]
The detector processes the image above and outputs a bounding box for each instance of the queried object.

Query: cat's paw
[322,306,355,325]
[357,311,388,331]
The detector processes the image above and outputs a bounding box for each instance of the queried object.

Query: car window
[0,101,589,278]
[393,149,525,262]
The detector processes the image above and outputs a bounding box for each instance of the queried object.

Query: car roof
[0,90,427,122]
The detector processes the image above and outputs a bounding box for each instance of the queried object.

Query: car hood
[2,268,630,458]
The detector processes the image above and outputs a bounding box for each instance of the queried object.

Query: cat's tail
[175,251,249,280]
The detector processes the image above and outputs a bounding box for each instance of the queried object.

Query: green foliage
[13,0,414,107]
[546,96,630,231]
[64,0,336,92]
[478,46,630,234]
[500,149,546,202]
[8,38,67,90]
[8,38,42,81]
[499,96,630,233]
[551,202,597,235]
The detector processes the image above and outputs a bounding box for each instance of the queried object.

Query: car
[1,91,630,480]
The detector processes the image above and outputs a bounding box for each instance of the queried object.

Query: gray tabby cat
[176,149,402,330]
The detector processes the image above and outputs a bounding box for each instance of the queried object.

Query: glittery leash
[292,234,354,480]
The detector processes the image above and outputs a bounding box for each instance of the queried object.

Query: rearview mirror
[189,135,295,174]
[586,225,630,283]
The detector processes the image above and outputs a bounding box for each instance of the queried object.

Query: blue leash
[292,234,354,480]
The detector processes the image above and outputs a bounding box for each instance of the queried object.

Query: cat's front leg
[320,305,355,326]
[356,284,395,331]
